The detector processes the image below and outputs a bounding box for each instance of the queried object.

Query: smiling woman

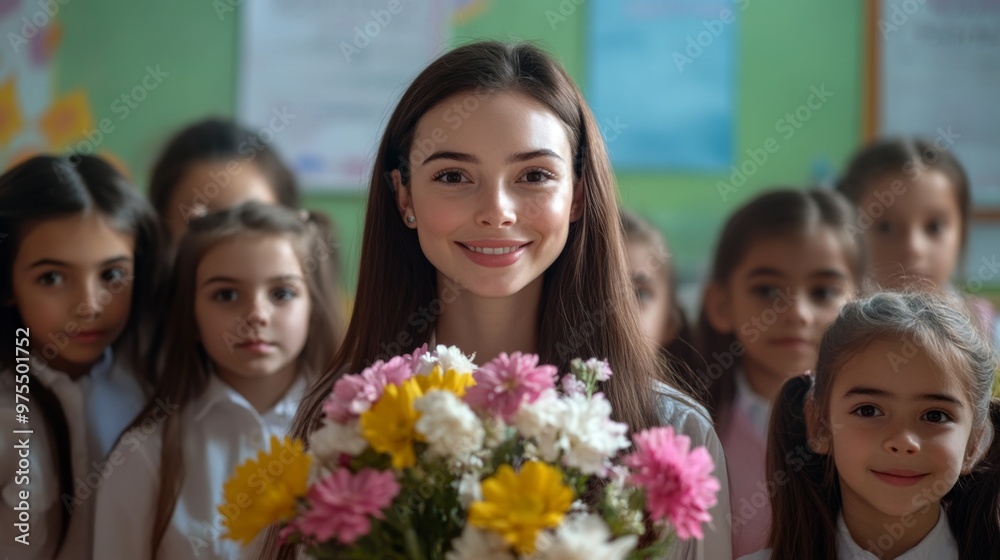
[265,40,732,560]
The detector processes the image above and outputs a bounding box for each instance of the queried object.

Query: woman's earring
[406,215,416,225]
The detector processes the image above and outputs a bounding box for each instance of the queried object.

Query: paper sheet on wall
[879,1,1000,207]
[587,0,736,172]
[238,0,448,190]
[0,0,65,166]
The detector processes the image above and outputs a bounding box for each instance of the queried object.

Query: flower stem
[404,525,425,560]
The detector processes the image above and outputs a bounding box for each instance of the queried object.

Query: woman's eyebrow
[422,151,478,165]
[506,149,563,163]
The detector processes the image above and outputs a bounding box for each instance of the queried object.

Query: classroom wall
[51,0,865,290]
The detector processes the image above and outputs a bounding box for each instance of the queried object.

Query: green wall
[54,0,864,290]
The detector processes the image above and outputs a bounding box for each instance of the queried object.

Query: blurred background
[2,0,999,305]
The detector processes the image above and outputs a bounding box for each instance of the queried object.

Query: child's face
[10,213,135,375]
[628,241,673,346]
[827,338,975,521]
[394,91,580,299]
[859,169,962,291]
[709,228,854,390]
[165,161,278,242]
[194,234,310,384]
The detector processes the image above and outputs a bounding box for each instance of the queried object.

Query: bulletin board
[865,0,1000,215]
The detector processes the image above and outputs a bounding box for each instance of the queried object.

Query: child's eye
[811,286,843,303]
[922,410,953,423]
[925,220,945,236]
[431,169,470,184]
[876,221,893,235]
[752,285,780,300]
[518,168,555,184]
[101,267,128,283]
[36,271,64,286]
[851,404,883,418]
[270,287,297,302]
[212,289,238,302]
[633,286,653,305]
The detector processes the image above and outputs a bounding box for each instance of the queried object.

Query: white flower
[514,391,630,474]
[481,415,511,449]
[307,418,366,463]
[417,344,477,375]
[457,472,482,508]
[555,393,630,475]
[511,389,565,462]
[414,390,484,464]
[534,514,638,560]
[445,526,514,560]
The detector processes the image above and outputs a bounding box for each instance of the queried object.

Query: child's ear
[961,425,991,475]
[392,170,416,228]
[805,397,832,455]
[703,283,734,334]
[569,180,584,222]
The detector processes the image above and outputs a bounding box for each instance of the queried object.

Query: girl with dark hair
[836,137,996,342]
[744,291,1000,559]
[697,188,864,557]
[93,202,343,559]
[0,154,165,559]
[148,117,301,246]
[620,209,703,384]
[262,40,731,560]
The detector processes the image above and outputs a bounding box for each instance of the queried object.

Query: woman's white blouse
[737,506,958,560]
[655,381,734,560]
[0,351,145,560]
[93,373,306,560]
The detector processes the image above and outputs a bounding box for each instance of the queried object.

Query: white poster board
[238,0,448,190]
[878,1,1000,207]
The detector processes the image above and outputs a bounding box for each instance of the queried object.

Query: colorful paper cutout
[39,89,94,149]
[29,21,62,66]
[0,78,24,147]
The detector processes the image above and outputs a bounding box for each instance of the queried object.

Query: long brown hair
[264,39,682,559]
[132,201,343,551]
[695,188,864,421]
[768,291,1000,559]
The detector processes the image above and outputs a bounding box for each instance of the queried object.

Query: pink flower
[295,468,400,545]
[465,352,556,420]
[560,374,587,397]
[624,427,720,540]
[322,356,414,422]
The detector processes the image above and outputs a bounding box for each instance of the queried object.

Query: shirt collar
[30,348,113,386]
[733,368,771,439]
[837,507,957,559]
[193,372,307,424]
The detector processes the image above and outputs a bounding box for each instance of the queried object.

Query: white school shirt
[737,507,958,560]
[0,350,145,560]
[655,382,734,560]
[93,373,306,560]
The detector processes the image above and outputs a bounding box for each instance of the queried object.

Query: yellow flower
[415,365,476,397]
[468,462,574,554]
[219,436,311,545]
[361,378,424,469]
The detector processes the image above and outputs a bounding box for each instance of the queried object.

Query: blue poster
[587,0,738,171]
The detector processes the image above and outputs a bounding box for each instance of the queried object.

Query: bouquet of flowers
[219,345,720,559]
